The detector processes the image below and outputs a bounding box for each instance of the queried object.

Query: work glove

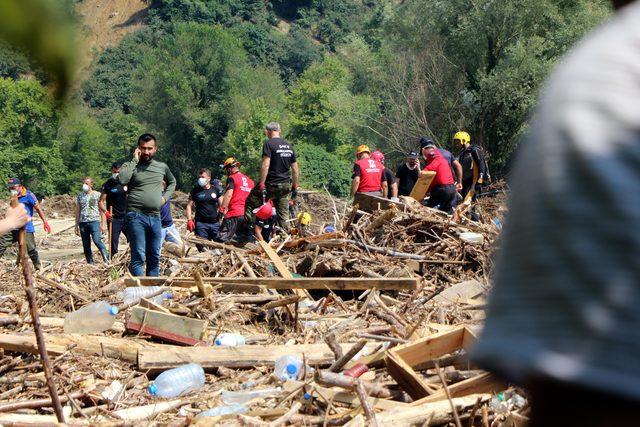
[43,221,52,234]
[105,211,112,222]
[187,219,195,232]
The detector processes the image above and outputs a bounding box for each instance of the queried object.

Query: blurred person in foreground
[472,1,640,425]
[0,204,28,235]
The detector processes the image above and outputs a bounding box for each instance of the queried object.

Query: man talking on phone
[118,134,176,276]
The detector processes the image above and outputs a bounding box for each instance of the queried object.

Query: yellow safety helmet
[297,212,312,226]
[453,131,471,146]
[223,156,240,169]
[355,144,371,156]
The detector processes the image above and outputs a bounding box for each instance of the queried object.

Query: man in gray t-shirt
[473,1,640,425]
[75,177,108,264]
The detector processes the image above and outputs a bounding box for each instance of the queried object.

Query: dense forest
[0,0,611,196]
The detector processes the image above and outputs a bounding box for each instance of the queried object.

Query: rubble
[0,184,530,426]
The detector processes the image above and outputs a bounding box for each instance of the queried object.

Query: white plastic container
[274,355,303,381]
[148,363,205,398]
[118,286,172,305]
[221,387,281,405]
[214,333,245,347]
[459,232,484,245]
[63,301,119,334]
[197,404,248,418]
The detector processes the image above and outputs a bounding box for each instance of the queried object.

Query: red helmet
[371,150,385,163]
[254,202,274,220]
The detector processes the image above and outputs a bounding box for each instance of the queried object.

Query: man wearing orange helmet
[216,157,255,243]
[350,145,388,198]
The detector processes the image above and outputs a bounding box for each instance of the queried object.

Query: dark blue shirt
[160,196,173,228]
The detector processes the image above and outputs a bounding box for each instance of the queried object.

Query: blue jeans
[195,221,219,252]
[79,221,108,264]
[125,211,162,276]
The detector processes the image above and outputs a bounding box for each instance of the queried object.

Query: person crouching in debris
[244,186,275,242]
[0,178,51,270]
[186,168,224,252]
[421,143,457,213]
[350,145,388,198]
[75,177,109,264]
[216,157,254,243]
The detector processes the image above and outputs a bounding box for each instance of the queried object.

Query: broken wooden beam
[126,307,208,346]
[138,342,378,371]
[124,277,419,291]
[315,370,391,398]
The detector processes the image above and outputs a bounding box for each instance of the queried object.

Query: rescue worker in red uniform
[422,143,457,213]
[350,145,388,198]
[216,157,255,243]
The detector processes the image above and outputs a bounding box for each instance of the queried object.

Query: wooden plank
[431,279,486,305]
[138,298,172,314]
[0,333,162,364]
[283,231,346,249]
[392,327,466,368]
[124,277,419,291]
[127,307,207,346]
[385,351,433,400]
[409,171,435,201]
[409,372,506,405]
[138,343,378,371]
[258,240,310,300]
[283,381,407,411]
[353,192,404,212]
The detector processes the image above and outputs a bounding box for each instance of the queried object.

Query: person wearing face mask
[421,143,457,213]
[118,134,176,277]
[216,157,255,243]
[0,178,50,270]
[186,168,224,252]
[99,162,128,256]
[395,151,420,197]
[75,177,109,264]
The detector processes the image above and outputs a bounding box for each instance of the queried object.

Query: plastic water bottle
[64,301,119,334]
[118,286,172,305]
[197,404,248,418]
[214,333,245,347]
[148,363,205,398]
[221,387,281,405]
[274,355,303,381]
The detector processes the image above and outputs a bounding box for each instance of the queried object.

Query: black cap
[6,178,20,188]
[419,137,435,150]
[408,151,419,159]
[111,162,121,169]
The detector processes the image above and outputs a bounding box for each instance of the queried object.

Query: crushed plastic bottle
[64,301,119,334]
[274,355,303,381]
[118,286,172,305]
[221,387,282,405]
[459,232,484,245]
[214,333,245,347]
[490,393,509,414]
[196,404,248,418]
[148,363,205,398]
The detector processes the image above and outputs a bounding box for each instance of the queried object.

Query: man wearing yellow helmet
[216,157,255,243]
[350,144,388,198]
[455,131,488,208]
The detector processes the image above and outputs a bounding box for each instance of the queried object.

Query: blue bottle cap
[164,293,173,300]
[109,306,119,316]
[286,364,297,375]
[215,339,221,346]
[148,383,158,395]
[303,392,311,400]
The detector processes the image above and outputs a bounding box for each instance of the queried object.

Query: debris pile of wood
[0,187,531,426]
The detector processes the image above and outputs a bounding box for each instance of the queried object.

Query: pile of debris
[0,186,529,426]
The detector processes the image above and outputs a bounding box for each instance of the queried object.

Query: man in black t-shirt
[258,122,299,234]
[99,162,128,255]
[186,168,224,252]
[395,151,420,197]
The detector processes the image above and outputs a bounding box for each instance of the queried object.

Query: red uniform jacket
[226,172,254,218]
[424,151,455,191]
[353,158,385,193]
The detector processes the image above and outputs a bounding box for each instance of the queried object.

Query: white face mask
[82,184,90,193]
[112,173,119,180]
[10,190,18,197]
[198,177,208,188]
